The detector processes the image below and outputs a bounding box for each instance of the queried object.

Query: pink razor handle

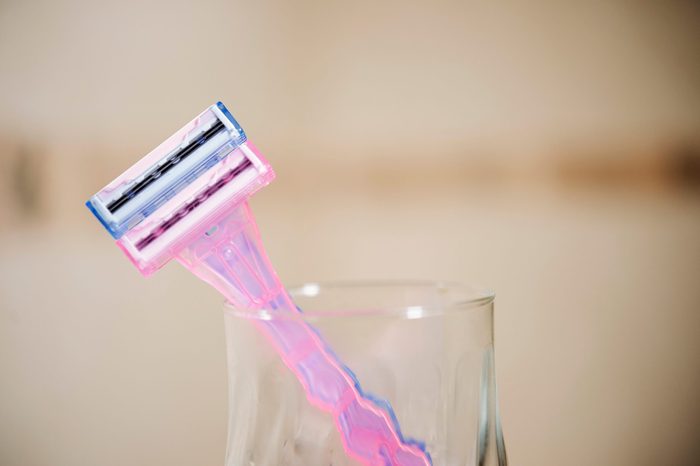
[177,203,432,466]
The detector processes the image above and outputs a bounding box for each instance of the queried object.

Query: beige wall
[1,1,699,465]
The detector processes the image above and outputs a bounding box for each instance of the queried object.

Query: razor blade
[86,102,275,276]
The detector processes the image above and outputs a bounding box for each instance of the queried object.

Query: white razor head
[86,102,275,275]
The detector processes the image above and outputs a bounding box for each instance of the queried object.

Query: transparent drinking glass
[223,281,507,466]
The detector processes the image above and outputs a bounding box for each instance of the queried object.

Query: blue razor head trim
[87,103,248,239]
[216,101,242,131]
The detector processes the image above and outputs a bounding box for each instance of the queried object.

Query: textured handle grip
[176,203,431,466]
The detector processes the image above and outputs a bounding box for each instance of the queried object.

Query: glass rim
[223,280,495,320]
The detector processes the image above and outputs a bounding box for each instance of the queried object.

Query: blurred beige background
[1,0,699,465]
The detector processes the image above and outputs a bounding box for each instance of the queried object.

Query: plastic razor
[86,102,432,466]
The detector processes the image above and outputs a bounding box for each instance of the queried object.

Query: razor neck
[175,202,288,309]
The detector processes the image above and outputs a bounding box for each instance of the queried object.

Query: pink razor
[86,102,432,466]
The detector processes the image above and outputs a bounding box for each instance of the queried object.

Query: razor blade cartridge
[86,102,275,275]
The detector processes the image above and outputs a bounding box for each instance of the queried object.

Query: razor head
[87,102,275,276]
